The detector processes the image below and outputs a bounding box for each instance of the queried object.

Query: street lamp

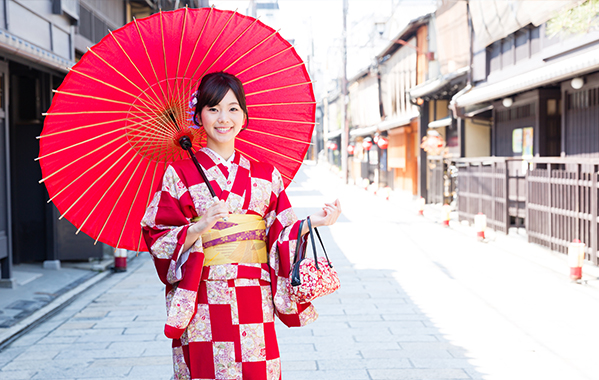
[375,21,386,36]
[571,77,584,90]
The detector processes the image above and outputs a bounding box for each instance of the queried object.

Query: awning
[455,47,599,107]
[378,112,418,131]
[350,125,377,138]
[428,117,451,129]
[0,30,74,73]
[409,67,469,99]
[350,112,418,137]
[326,129,342,139]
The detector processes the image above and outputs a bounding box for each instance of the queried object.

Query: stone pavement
[1,162,599,379]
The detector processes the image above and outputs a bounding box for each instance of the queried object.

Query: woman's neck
[206,141,235,161]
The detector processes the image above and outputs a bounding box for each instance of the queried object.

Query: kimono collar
[202,147,236,171]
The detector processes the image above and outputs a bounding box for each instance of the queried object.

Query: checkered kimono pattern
[141,149,317,380]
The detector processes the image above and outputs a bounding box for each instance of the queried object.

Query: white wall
[465,118,491,157]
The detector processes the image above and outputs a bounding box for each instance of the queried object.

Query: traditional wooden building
[408,1,471,203]
[347,15,432,195]
[452,0,599,264]
[347,67,381,186]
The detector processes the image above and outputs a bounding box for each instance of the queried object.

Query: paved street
[1,162,599,379]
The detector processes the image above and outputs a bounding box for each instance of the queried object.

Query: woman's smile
[214,126,233,134]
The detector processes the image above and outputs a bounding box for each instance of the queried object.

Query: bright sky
[208,0,437,99]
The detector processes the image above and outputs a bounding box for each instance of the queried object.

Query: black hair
[193,72,248,129]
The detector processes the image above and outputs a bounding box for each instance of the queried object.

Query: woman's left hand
[308,199,342,229]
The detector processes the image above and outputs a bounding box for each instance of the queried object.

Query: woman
[141,72,341,380]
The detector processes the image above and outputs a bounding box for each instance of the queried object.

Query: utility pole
[341,0,349,183]
[248,0,257,17]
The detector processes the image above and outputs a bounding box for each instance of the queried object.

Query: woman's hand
[303,199,342,234]
[183,199,229,252]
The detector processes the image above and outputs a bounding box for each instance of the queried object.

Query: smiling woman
[141,71,342,380]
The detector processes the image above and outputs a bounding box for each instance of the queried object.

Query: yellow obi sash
[201,214,267,266]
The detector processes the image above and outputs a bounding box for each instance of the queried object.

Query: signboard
[512,128,523,154]
[522,127,533,158]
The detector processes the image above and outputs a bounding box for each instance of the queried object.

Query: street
[1,162,599,380]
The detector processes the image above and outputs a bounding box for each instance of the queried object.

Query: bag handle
[290,217,334,287]
[292,219,305,267]
[306,216,333,270]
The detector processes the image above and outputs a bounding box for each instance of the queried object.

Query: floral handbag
[288,216,340,304]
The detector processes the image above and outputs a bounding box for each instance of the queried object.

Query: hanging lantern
[373,135,380,144]
[330,142,338,151]
[347,145,355,155]
[362,139,373,151]
[377,137,389,149]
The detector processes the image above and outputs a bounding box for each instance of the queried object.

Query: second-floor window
[487,25,541,75]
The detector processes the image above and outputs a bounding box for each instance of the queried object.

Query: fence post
[548,163,552,251]
[525,161,529,233]
[592,169,598,264]
[575,163,581,242]
[504,159,509,233]
[492,161,496,228]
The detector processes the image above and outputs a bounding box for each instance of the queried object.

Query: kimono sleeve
[265,167,318,327]
[141,165,205,339]
[141,165,204,285]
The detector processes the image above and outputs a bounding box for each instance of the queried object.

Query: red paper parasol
[38,7,316,252]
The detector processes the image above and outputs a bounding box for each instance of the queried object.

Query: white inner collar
[204,148,235,171]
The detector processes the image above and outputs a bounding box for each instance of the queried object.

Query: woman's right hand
[184,199,229,251]
[190,200,229,235]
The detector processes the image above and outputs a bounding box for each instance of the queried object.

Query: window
[515,29,528,62]
[488,41,501,73]
[530,26,540,55]
[501,36,514,67]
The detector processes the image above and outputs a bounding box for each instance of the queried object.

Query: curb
[0,252,140,349]
[0,270,111,349]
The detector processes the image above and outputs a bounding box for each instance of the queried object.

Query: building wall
[428,99,449,121]
[5,0,75,61]
[464,118,491,157]
[380,38,418,122]
[416,26,428,85]
[349,73,380,128]
[435,1,469,75]
[388,119,418,194]
[561,72,599,157]
[80,0,125,25]
[326,96,342,136]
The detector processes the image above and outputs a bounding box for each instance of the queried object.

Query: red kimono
[141,148,317,380]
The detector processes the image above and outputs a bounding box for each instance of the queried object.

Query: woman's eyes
[206,107,238,112]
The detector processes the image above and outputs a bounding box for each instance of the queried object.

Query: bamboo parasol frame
[38,7,317,252]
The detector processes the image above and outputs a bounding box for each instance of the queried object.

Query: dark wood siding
[494,102,536,156]
[563,74,599,157]
[493,88,560,158]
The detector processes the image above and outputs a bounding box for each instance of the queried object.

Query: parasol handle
[179,136,217,198]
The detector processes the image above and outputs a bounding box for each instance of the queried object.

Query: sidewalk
[0,162,598,379]
[0,248,134,348]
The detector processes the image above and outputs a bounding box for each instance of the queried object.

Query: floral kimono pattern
[141,148,317,380]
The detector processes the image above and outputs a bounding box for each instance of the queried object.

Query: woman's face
[200,89,246,149]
